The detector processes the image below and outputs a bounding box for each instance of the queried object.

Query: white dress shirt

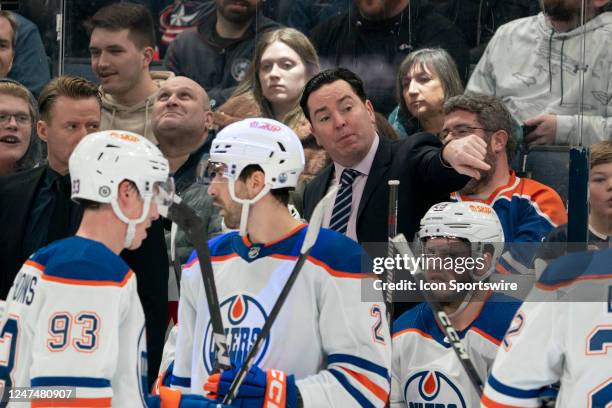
[322,134,380,242]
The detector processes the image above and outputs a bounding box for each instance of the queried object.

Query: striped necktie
[329,168,360,234]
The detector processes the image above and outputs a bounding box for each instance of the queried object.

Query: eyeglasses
[0,112,32,125]
[439,125,492,140]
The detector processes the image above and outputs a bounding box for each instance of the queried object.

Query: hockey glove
[204,366,298,408]
[147,386,230,408]
[152,361,175,395]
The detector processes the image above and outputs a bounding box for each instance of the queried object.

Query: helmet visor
[204,160,231,180]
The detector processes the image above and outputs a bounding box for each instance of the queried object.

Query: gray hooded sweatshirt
[100,70,175,143]
[467,12,612,145]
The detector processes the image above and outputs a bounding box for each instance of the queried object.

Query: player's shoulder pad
[538,248,610,289]
[32,237,131,285]
[185,231,239,267]
[391,303,430,337]
[309,227,372,276]
[472,293,522,343]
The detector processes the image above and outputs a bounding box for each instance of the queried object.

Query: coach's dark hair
[38,75,101,122]
[443,93,517,161]
[85,3,156,49]
[300,68,368,121]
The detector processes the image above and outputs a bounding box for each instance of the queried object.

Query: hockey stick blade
[166,197,232,372]
[222,187,338,404]
[391,234,484,395]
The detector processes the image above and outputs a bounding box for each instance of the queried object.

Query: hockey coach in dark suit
[300,68,490,245]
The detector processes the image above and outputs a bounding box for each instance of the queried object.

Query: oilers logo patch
[203,294,270,373]
[404,371,467,408]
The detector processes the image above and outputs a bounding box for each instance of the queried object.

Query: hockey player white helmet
[418,201,504,280]
[69,130,173,248]
[208,118,305,235]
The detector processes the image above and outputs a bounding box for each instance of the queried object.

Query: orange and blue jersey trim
[30,237,132,285]
[481,393,524,408]
[484,374,542,400]
[537,248,612,290]
[41,270,134,287]
[191,226,373,278]
[451,171,567,239]
[31,377,112,407]
[392,327,433,340]
[31,397,112,407]
[328,354,389,407]
[392,293,519,347]
[536,273,612,291]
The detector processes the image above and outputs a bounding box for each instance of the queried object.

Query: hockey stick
[391,234,484,396]
[386,180,400,325]
[166,196,232,372]
[170,222,182,298]
[222,187,338,404]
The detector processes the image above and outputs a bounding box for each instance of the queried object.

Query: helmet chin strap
[110,197,152,248]
[450,248,495,318]
[228,180,271,236]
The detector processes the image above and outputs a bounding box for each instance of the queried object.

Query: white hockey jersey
[482,248,612,408]
[0,236,148,407]
[391,293,520,408]
[170,224,392,407]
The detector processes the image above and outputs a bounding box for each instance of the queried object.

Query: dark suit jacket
[303,133,469,245]
[303,134,468,318]
[0,165,168,386]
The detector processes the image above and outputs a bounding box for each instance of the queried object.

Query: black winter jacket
[310,0,469,115]
[165,10,280,108]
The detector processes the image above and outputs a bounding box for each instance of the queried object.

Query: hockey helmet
[208,118,305,235]
[69,130,173,247]
[418,201,504,280]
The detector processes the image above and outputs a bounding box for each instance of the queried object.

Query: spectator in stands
[151,75,221,327]
[388,48,464,139]
[299,68,492,245]
[310,0,469,115]
[0,76,102,297]
[286,0,350,34]
[87,3,175,143]
[584,141,612,241]
[214,28,330,208]
[0,75,168,385]
[0,11,15,79]
[442,94,567,273]
[537,140,612,268]
[153,75,215,194]
[158,0,213,56]
[4,11,50,97]
[432,0,540,65]
[165,0,279,108]
[467,0,612,146]
[0,79,40,176]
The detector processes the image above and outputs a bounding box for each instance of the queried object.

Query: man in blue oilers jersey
[166,118,391,407]
[391,201,521,407]
[0,130,224,407]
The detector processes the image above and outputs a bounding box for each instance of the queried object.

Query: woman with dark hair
[0,79,41,176]
[388,48,463,138]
